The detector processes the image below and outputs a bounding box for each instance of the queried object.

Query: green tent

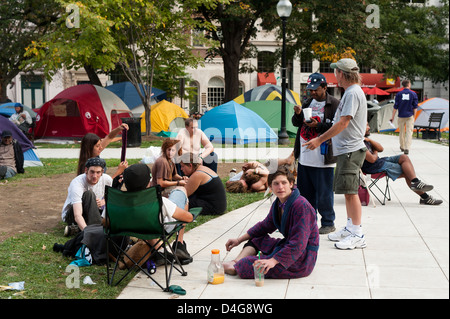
[241,100,297,137]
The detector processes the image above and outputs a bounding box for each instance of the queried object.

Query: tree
[195,0,283,103]
[25,0,222,135]
[0,0,59,102]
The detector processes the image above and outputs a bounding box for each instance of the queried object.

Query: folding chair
[366,172,391,205]
[104,185,201,291]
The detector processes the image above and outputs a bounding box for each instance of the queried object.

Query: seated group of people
[60,119,227,266]
[58,116,443,282]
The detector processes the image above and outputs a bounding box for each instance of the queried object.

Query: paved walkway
[112,133,449,299]
[36,134,449,299]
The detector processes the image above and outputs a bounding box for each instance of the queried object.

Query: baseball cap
[330,58,360,73]
[123,163,151,192]
[306,73,327,90]
[1,130,13,138]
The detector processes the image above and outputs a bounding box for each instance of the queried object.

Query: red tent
[385,87,417,93]
[35,84,132,139]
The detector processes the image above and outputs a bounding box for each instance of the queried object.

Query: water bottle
[146,259,156,274]
[207,249,224,285]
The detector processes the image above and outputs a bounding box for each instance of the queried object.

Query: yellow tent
[140,100,188,133]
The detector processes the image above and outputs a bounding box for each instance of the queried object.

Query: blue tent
[0,115,43,167]
[199,101,278,144]
[105,82,166,110]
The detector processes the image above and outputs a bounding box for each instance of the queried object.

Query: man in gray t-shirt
[332,84,367,156]
[303,58,367,251]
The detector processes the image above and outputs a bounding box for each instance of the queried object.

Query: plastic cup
[253,263,264,287]
[303,108,312,122]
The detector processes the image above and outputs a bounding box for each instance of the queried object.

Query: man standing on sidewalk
[390,79,418,155]
[303,58,367,250]
[292,73,339,234]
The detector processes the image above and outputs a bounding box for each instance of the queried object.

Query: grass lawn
[0,158,264,299]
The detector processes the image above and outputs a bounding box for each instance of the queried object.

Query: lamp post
[277,0,292,145]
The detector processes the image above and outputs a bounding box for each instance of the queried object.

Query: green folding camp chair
[104,185,202,291]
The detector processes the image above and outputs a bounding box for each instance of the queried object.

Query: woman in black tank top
[179,153,227,215]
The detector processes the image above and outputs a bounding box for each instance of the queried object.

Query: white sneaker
[334,233,367,250]
[328,227,352,242]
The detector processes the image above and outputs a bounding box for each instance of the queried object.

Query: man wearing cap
[292,73,340,234]
[61,157,113,236]
[0,130,24,181]
[303,58,368,250]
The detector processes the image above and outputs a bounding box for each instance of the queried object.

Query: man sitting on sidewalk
[362,123,442,205]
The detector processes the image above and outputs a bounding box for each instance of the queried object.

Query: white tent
[414,98,449,131]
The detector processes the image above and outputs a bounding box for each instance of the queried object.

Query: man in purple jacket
[391,79,418,155]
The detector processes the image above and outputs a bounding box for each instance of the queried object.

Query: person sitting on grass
[0,130,24,181]
[121,163,195,265]
[76,123,128,176]
[179,152,227,215]
[226,152,296,193]
[223,166,319,279]
[150,138,187,197]
[62,157,113,237]
[362,122,442,205]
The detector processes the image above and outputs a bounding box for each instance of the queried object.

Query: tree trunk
[83,64,103,87]
[222,54,240,103]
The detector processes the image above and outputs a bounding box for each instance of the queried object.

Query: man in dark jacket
[0,130,24,180]
[291,73,340,234]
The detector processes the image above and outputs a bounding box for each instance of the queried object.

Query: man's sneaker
[404,149,409,155]
[420,195,443,205]
[410,180,433,192]
[64,224,80,237]
[328,227,352,242]
[172,241,192,265]
[319,225,336,235]
[335,233,367,250]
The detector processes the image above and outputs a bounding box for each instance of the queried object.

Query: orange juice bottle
[207,249,224,284]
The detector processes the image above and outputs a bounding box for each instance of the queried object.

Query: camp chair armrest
[189,207,202,220]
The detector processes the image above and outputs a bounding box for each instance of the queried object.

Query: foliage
[0,0,59,101]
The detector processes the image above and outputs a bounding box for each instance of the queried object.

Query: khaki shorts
[333,148,367,194]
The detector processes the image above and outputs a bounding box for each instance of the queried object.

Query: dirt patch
[0,162,240,242]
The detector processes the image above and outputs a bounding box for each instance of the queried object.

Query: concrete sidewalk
[114,133,448,299]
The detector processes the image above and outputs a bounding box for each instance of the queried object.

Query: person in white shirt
[9,104,32,135]
[62,157,112,236]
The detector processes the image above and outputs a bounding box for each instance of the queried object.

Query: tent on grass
[199,101,278,144]
[140,100,188,135]
[234,84,301,105]
[414,98,449,132]
[35,84,132,139]
[240,100,297,137]
[0,115,43,167]
[105,82,166,116]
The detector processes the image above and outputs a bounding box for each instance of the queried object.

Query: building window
[301,60,313,73]
[320,61,333,73]
[192,30,205,47]
[257,51,276,73]
[207,77,224,108]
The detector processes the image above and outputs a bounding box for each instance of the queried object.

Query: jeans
[297,163,335,227]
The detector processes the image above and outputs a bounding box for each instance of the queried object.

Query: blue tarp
[105,82,166,110]
[199,101,278,144]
